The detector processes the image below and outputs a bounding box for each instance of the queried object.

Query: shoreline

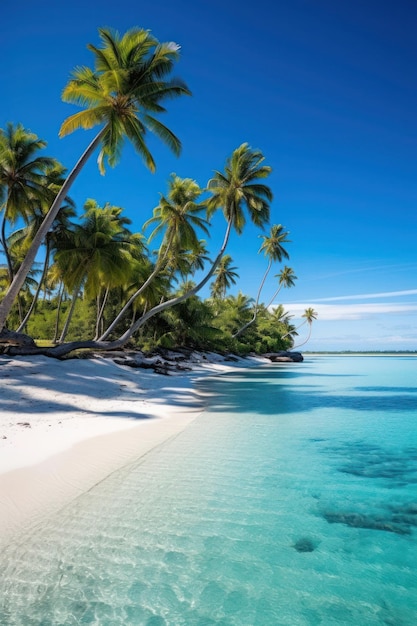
[0,352,266,548]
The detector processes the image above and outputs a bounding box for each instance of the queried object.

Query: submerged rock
[323,511,412,535]
[292,537,317,552]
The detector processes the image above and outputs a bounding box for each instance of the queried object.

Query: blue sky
[2,0,416,351]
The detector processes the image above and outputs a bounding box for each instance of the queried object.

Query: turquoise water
[1,356,417,625]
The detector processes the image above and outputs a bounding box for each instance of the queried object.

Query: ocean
[1,356,416,625]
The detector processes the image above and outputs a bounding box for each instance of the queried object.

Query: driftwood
[0,328,37,348]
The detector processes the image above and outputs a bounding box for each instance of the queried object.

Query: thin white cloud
[279,302,417,321]
[314,263,417,280]
[305,289,417,302]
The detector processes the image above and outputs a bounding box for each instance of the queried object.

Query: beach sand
[0,352,265,548]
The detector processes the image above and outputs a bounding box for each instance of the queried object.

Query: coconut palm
[211,291,254,335]
[103,142,272,347]
[210,254,239,300]
[15,164,77,331]
[159,295,221,350]
[270,303,293,325]
[0,26,190,332]
[233,224,290,337]
[0,123,59,283]
[98,175,208,340]
[265,266,297,309]
[283,307,318,349]
[1,229,41,325]
[167,240,211,282]
[14,144,272,357]
[54,202,136,342]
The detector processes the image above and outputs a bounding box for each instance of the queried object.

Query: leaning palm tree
[210,254,239,300]
[167,239,211,283]
[284,307,318,349]
[98,174,208,340]
[265,266,297,309]
[2,229,42,325]
[0,26,190,333]
[9,144,272,357]
[0,123,59,283]
[100,142,272,347]
[16,166,77,332]
[55,203,135,342]
[270,303,293,325]
[233,224,290,337]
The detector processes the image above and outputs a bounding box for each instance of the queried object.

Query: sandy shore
[0,352,266,548]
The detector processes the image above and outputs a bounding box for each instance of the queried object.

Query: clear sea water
[1,356,416,626]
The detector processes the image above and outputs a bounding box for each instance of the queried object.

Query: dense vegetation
[0,27,316,357]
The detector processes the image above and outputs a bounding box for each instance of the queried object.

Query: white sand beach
[0,352,266,548]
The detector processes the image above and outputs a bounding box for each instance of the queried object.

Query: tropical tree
[265,265,297,309]
[98,174,208,340]
[285,307,318,349]
[270,303,293,325]
[0,26,190,333]
[54,202,136,342]
[233,224,290,337]
[98,142,272,348]
[210,254,239,300]
[164,239,211,283]
[16,173,77,332]
[1,229,41,325]
[210,291,254,336]
[158,294,221,350]
[3,144,273,357]
[0,123,59,283]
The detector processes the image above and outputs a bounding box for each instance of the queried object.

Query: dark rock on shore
[264,351,304,363]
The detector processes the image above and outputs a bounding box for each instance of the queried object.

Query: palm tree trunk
[281,319,307,340]
[53,282,65,343]
[16,239,51,332]
[113,217,234,346]
[94,287,110,340]
[16,295,24,326]
[0,198,15,284]
[98,231,174,341]
[0,127,107,333]
[233,259,272,338]
[3,218,235,357]
[58,283,81,344]
[265,285,283,309]
[292,324,312,349]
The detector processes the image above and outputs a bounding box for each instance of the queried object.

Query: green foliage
[0,27,312,354]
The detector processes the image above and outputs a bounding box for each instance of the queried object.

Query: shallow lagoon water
[1,356,416,625]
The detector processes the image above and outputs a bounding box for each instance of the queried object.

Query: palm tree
[98,174,208,340]
[0,123,59,284]
[210,254,239,299]
[54,202,135,342]
[13,144,272,357]
[0,26,190,333]
[168,239,211,283]
[15,167,77,332]
[221,291,254,334]
[234,224,290,337]
[283,307,318,349]
[265,266,297,309]
[102,142,272,347]
[270,303,292,325]
[159,294,221,350]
